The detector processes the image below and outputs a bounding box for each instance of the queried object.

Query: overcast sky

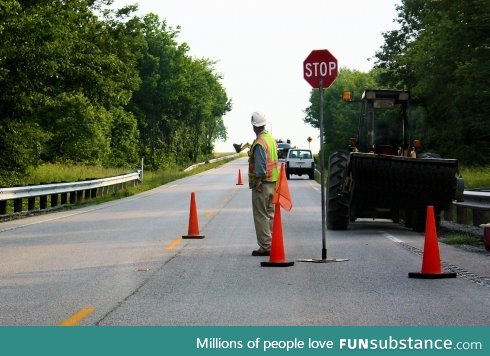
[115,0,401,152]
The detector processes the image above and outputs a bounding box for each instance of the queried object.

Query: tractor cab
[344,89,412,157]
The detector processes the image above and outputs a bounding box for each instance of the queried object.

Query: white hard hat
[251,112,267,127]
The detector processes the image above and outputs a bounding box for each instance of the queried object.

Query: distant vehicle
[285,149,315,180]
[277,139,292,160]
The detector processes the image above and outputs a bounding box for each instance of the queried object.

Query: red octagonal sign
[303,49,338,89]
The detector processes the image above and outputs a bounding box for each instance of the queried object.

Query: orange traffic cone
[408,206,456,279]
[182,192,205,239]
[261,203,294,267]
[236,169,244,185]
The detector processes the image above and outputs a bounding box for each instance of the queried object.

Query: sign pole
[319,80,327,260]
[298,49,348,263]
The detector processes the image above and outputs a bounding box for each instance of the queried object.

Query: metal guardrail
[0,154,238,216]
[451,189,490,227]
[0,171,142,216]
[455,189,490,209]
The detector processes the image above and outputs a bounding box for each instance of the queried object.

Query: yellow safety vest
[248,131,279,186]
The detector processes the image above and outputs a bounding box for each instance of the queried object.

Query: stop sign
[303,49,338,89]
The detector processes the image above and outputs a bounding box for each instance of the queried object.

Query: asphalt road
[0,157,488,326]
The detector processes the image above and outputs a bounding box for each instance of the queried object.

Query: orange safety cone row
[408,206,456,279]
[182,192,205,239]
[236,169,244,185]
[261,203,294,267]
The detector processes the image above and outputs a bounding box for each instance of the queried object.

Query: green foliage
[40,92,111,164]
[0,119,49,185]
[374,0,490,165]
[305,1,489,167]
[21,163,129,185]
[0,1,231,183]
[108,108,140,167]
[459,166,490,189]
[129,15,231,169]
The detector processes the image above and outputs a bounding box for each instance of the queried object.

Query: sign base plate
[297,258,349,263]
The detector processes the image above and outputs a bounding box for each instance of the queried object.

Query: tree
[129,14,231,168]
[375,0,490,165]
[0,1,232,183]
[0,0,143,173]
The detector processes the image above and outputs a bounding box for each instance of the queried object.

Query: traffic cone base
[409,206,455,279]
[261,261,294,267]
[260,203,294,268]
[408,271,456,279]
[182,234,205,239]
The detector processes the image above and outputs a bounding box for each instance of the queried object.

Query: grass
[439,232,484,249]
[22,163,129,185]
[459,166,490,189]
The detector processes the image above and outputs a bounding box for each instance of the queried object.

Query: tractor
[326,89,464,232]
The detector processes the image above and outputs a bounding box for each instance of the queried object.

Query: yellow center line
[165,237,182,251]
[58,306,96,326]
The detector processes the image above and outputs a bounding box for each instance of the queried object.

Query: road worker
[248,112,279,256]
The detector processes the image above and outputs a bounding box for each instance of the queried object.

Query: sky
[114,0,401,153]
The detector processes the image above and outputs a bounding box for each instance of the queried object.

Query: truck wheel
[391,209,400,224]
[411,209,426,233]
[286,170,291,180]
[327,150,350,230]
[411,208,441,232]
[404,210,413,228]
[308,169,315,180]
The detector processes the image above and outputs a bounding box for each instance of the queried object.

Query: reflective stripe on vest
[248,131,279,185]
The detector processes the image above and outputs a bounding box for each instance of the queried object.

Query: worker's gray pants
[252,182,276,251]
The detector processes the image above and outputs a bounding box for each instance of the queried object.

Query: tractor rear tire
[327,150,350,230]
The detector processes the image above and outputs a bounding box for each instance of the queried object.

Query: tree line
[0,0,231,184]
[305,0,489,166]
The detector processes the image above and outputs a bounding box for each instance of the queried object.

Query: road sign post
[298,49,348,264]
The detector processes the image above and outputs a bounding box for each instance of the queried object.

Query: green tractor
[327,89,464,232]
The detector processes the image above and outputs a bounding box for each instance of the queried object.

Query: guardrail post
[0,201,7,215]
[51,194,58,208]
[443,208,453,221]
[456,206,468,225]
[61,193,68,205]
[14,198,23,213]
[28,197,36,211]
[76,190,84,202]
[40,196,48,210]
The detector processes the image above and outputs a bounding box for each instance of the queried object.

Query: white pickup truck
[285,149,315,180]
